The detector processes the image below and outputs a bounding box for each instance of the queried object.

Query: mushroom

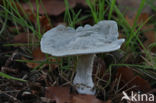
[40,20,125,95]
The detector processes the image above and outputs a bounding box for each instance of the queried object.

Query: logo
[121,91,155,102]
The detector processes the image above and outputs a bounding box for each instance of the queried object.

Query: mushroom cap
[40,20,125,56]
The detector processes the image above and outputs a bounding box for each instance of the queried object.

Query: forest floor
[0,0,156,103]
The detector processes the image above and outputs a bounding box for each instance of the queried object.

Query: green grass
[0,9,8,36]
[36,0,42,39]
[146,0,156,11]
[86,0,106,23]
[107,0,155,58]
[0,0,42,39]
[108,0,116,20]
[0,72,27,82]
[0,0,46,81]
[64,0,88,27]
[125,0,146,48]
[109,0,156,72]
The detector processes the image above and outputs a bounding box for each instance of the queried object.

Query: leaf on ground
[8,26,22,34]
[21,0,76,16]
[138,13,149,24]
[13,2,36,22]
[116,67,151,92]
[125,13,156,52]
[45,86,111,103]
[143,24,156,52]
[72,94,111,103]
[32,47,45,60]
[125,13,149,27]
[125,16,135,27]
[26,47,45,68]
[26,47,58,69]
[14,2,52,33]
[39,16,52,32]
[13,32,38,43]
[45,86,72,103]
[23,9,36,23]
[13,3,37,24]
[130,76,152,92]
[117,0,152,18]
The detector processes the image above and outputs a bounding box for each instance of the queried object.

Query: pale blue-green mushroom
[40,20,125,95]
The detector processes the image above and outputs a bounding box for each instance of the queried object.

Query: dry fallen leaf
[125,13,156,52]
[45,87,72,103]
[72,94,111,103]
[14,2,52,33]
[45,86,111,103]
[32,47,46,60]
[117,0,152,18]
[26,47,46,68]
[13,32,38,43]
[39,16,52,32]
[116,67,151,92]
[138,13,149,24]
[125,13,149,27]
[143,24,156,52]
[24,47,58,69]
[130,76,152,92]
[20,0,90,16]
[125,15,134,27]
[8,26,22,34]
[24,9,36,23]
[21,0,76,16]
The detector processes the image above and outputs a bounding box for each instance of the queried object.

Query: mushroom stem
[73,54,95,95]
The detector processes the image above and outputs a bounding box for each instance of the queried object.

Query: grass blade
[0,72,27,82]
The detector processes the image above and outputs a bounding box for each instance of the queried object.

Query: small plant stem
[73,54,95,94]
